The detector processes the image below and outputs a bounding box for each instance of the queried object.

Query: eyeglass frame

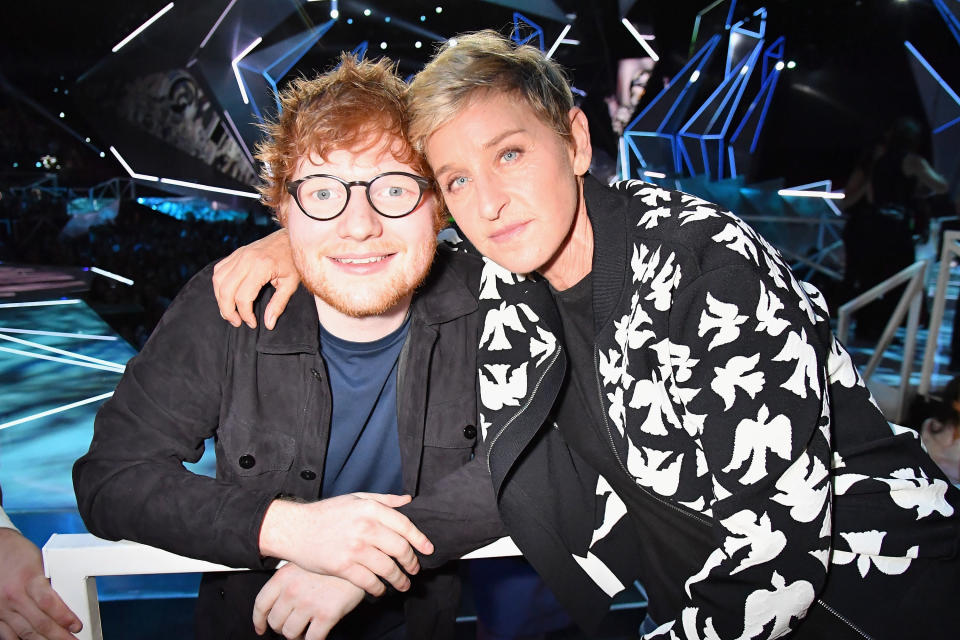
[285,171,434,221]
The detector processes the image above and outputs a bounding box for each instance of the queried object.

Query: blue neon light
[932,0,960,47]
[512,12,545,51]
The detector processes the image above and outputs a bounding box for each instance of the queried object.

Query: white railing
[836,259,928,423]
[919,230,960,397]
[43,534,519,640]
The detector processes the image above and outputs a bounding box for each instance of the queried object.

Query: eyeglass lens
[296,174,424,219]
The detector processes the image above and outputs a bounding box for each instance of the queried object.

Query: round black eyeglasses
[286,172,433,221]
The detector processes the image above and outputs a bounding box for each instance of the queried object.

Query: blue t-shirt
[318,316,408,499]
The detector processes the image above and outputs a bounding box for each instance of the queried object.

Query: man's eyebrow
[432,128,526,177]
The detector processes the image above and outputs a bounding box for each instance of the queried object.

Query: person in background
[917,377,960,485]
[0,484,82,640]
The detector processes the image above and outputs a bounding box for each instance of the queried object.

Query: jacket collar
[583,173,631,332]
[255,246,477,355]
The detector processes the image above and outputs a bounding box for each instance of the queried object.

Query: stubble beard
[293,236,437,318]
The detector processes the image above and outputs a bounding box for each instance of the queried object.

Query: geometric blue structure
[236,19,337,121]
[904,39,960,195]
[933,0,960,48]
[619,2,783,183]
[621,35,721,179]
[511,12,546,51]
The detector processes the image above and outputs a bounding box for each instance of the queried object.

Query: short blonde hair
[407,30,575,155]
[256,54,429,224]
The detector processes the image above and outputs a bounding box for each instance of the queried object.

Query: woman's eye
[447,176,469,192]
[502,149,520,162]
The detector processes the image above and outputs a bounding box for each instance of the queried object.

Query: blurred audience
[0,187,269,347]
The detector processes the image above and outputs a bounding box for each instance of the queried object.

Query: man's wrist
[258,497,302,559]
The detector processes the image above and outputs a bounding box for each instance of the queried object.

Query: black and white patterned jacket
[476,175,960,639]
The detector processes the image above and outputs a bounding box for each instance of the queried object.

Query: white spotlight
[775,60,785,71]
[330,9,339,19]
[380,41,387,49]
[415,41,422,48]
[112,2,175,53]
[690,70,700,83]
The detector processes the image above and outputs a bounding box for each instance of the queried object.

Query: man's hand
[0,529,82,640]
[258,493,434,597]
[212,228,300,330]
[253,565,364,640]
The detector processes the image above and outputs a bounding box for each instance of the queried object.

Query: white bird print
[529,326,557,367]
[877,468,955,519]
[678,204,720,225]
[699,293,748,350]
[735,572,814,640]
[723,404,792,485]
[720,509,788,575]
[832,530,917,577]
[773,329,819,398]
[772,452,829,522]
[480,302,526,351]
[478,363,527,411]
[638,206,673,229]
[711,353,765,410]
[626,443,684,496]
[755,281,790,337]
[478,258,520,300]
[712,223,759,264]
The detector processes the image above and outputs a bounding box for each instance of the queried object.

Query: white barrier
[43,533,518,640]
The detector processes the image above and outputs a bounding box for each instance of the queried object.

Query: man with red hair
[74,55,502,640]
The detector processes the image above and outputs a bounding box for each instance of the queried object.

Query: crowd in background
[0,187,269,347]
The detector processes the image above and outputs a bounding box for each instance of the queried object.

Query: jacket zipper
[815,599,872,639]
[592,346,712,528]
[486,346,563,472]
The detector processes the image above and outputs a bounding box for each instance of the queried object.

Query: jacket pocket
[218,417,296,479]
[421,399,477,481]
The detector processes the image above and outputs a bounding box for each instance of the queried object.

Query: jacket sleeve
[73,265,276,569]
[397,453,507,568]
[646,262,833,640]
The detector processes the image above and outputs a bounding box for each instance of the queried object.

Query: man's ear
[568,107,592,176]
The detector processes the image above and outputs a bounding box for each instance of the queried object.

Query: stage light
[740,65,749,75]
[0,328,117,341]
[54,87,58,93]
[12,162,17,168]
[232,36,263,105]
[59,112,65,118]
[385,16,390,22]
[330,9,339,18]
[777,189,844,199]
[420,15,426,21]
[436,6,443,13]
[108,146,159,181]
[64,89,69,95]
[0,333,126,370]
[364,8,371,16]
[775,60,785,71]
[159,178,261,199]
[85,137,91,143]
[0,299,81,309]
[690,70,701,83]
[448,38,458,47]
[546,24,572,59]
[90,267,134,286]
[380,41,387,49]
[199,0,237,49]
[99,152,105,158]
[35,162,41,168]
[0,392,116,432]
[643,171,667,179]
[347,18,353,24]
[112,2,175,53]
[787,60,796,69]
[415,41,422,48]
[621,18,660,62]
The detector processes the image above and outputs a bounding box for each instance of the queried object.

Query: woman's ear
[568,107,593,176]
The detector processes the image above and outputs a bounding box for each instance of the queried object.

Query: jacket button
[238,454,256,469]
[463,425,477,440]
[310,368,322,380]
[300,469,317,481]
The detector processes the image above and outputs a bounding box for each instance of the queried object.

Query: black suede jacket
[73,246,495,639]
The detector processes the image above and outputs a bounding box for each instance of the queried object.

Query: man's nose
[335,187,382,241]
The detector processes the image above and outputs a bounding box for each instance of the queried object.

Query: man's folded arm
[73,265,275,570]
